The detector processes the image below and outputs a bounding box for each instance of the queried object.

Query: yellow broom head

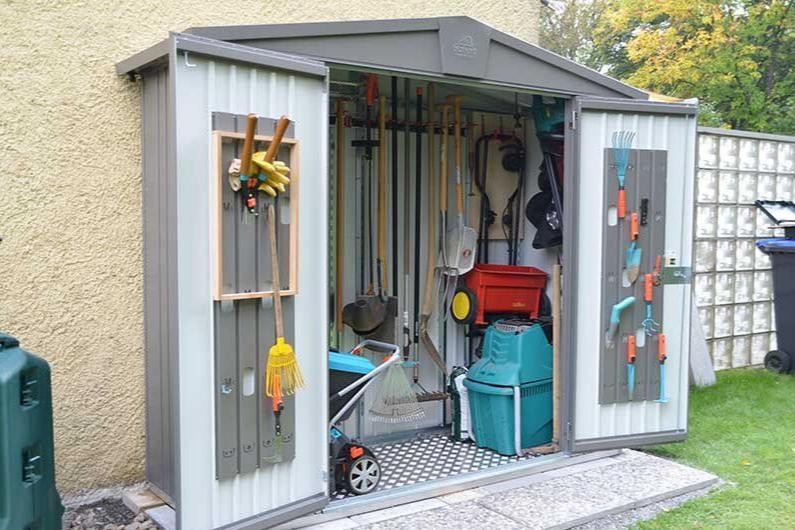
[266,337,304,396]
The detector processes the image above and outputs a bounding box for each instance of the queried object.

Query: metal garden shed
[118,16,697,530]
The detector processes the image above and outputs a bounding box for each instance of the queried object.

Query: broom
[265,202,304,396]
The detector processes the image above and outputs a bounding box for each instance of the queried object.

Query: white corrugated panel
[173,54,328,528]
[574,103,696,443]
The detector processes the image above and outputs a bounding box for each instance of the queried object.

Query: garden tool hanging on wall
[344,79,397,340]
[611,130,635,219]
[238,114,259,217]
[655,334,669,403]
[605,295,636,350]
[626,334,637,400]
[642,273,661,335]
[419,85,447,378]
[624,212,642,285]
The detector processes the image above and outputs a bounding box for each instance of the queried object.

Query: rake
[611,130,635,219]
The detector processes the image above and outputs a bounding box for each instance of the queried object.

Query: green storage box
[0,333,63,530]
[464,378,552,456]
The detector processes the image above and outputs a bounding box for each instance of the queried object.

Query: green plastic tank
[0,333,63,530]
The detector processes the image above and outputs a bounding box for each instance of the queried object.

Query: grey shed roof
[186,17,646,99]
[119,17,646,100]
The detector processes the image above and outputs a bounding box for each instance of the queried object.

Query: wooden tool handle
[264,116,291,163]
[335,100,345,333]
[658,334,667,362]
[440,105,450,214]
[240,113,258,176]
[630,212,639,240]
[627,335,636,363]
[421,84,437,318]
[452,96,461,172]
[378,95,388,291]
[644,273,654,302]
[268,203,285,338]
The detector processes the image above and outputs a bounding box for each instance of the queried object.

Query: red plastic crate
[464,264,548,325]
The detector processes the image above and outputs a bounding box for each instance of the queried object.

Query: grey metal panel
[437,17,492,79]
[698,126,795,143]
[217,493,328,530]
[599,149,667,404]
[184,16,646,99]
[579,97,697,116]
[117,33,327,78]
[141,63,180,501]
[571,430,687,452]
[212,112,297,476]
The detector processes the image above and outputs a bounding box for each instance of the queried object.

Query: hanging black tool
[473,131,496,263]
[499,137,526,265]
[344,74,386,337]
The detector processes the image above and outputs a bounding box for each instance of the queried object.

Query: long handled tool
[402,79,412,360]
[625,211,642,284]
[271,374,283,461]
[418,86,447,377]
[605,296,636,349]
[436,103,451,317]
[627,335,637,400]
[239,114,259,217]
[412,88,423,387]
[335,100,346,345]
[444,96,477,275]
[642,273,661,335]
[265,202,305,396]
[611,130,635,219]
[655,334,669,403]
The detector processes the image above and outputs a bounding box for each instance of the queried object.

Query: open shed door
[565,97,697,452]
[148,34,330,529]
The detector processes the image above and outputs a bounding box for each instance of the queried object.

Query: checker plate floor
[331,432,534,500]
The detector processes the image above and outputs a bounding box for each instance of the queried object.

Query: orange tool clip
[630,212,639,240]
[658,334,667,363]
[644,273,654,302]
[627,335,636,364]
[365,74,379,106]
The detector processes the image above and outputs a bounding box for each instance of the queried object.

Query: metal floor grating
[331,432,534,500]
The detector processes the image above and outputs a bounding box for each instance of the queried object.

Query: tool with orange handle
[240,114,259,215]
[653,255,662,286]
[641,273,661,335]
[624,211,642,284]
[655,334,669,403]
[627,335,637,400]
[271,374,284,461]
[611,130,635,219]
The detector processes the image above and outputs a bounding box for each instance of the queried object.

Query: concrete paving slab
[349,498,446,525]
[437,488,485,504]
[145,504,176,530]
[359,500,525,530]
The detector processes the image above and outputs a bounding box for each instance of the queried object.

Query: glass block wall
[695,128,795,369]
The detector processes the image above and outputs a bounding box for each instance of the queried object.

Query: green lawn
[638,368,795,529]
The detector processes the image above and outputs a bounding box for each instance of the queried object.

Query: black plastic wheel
[346,454,381,495]
[451,286,478,325]
[764,350,792,374]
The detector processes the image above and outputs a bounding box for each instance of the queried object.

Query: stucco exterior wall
[0,1,539,493]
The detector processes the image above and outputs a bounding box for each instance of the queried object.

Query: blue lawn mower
[328,340,402,495]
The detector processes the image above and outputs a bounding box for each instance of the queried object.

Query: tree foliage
[541,0,795,134]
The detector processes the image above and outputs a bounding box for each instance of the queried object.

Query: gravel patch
[62,497,159,530]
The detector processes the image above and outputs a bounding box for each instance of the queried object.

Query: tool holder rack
[599,148,668,404]
[211,112,299,478]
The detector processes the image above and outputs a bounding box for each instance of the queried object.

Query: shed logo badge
[453,35,477,58]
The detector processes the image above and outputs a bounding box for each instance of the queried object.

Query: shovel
[624,212,642,285]
[444,96,477,275]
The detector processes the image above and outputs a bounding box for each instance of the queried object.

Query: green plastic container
[0,333,63,530]
[464,378,553,456]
